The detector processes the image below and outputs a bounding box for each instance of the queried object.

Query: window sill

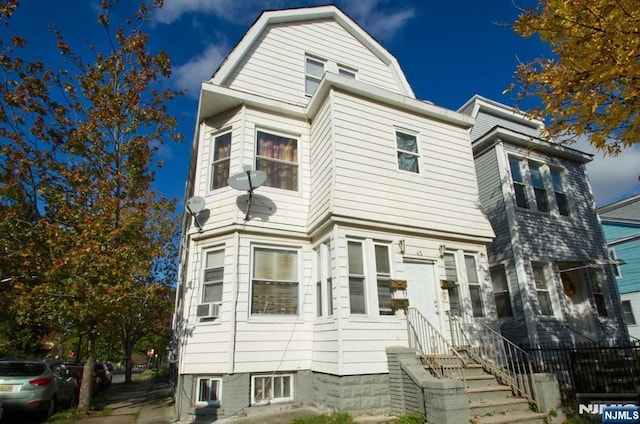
[248,315,304,324]
[348,315,402,324]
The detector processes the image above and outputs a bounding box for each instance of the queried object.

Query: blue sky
[7,0,640,207]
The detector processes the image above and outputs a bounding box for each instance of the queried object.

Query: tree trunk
[124,339,134,383]
[77,334,97,413]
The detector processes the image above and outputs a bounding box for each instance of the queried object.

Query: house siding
[223,20,404,106]
[308,91,335,231]
[470,110,540,141]
[331,91,493,239]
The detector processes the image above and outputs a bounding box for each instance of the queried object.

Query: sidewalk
[73,375,174,424]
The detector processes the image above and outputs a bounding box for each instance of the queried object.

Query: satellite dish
[185,196,206,232]
[186,196,205,214]
[228,168,268,221]
[228,170,267,191]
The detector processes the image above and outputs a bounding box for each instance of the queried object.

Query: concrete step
[465,385,514,402]
[465,374,498,388]
[471,410,548,424]
[468,397,530,416]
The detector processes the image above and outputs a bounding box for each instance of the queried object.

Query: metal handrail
[406,307,466,382]
[450,312,539,410]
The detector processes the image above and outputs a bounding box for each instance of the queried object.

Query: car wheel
[39,397,56,420]
[68,391,77,408]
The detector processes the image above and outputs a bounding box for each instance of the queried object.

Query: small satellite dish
[185,196,206,232]
[228,168,268,221]
[186,196,205,214]
[228,170,267,191]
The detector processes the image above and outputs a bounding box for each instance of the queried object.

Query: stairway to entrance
[420,352,548,424]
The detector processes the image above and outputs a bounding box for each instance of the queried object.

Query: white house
[171,6,499,421]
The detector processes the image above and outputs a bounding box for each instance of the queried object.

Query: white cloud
[173,44,227,98]
[571,138,640,206]
[154,0,416,41]
[340,0,416,41]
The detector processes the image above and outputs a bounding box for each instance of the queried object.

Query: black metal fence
[523,343,640,401]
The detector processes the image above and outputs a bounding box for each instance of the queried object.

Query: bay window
[256,130,298,191]
[251,246,299,315]
[348,241,366,314]
[532,263,553,316]
[551,168,570,216]
[211,132,231,190]
[465,255,483,317]
[347,239,394,316]
[529,163,549,213]
[509,158,529,209]
[444,253,461,316]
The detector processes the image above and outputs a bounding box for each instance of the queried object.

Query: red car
[66,364,100,398]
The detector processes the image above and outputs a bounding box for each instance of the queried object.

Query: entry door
[405,262,442,332]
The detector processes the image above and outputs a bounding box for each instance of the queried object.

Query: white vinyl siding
[330,92,493,239]
[222,19,408,105]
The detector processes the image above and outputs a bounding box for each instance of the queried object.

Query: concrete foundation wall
[176,370,390,422]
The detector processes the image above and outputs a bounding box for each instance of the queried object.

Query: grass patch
[290,413,355,424]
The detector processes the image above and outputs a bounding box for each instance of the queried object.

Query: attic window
[338,66,356,79]
[305,57,324,95]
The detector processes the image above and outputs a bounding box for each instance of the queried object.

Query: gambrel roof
[209,5,414,97]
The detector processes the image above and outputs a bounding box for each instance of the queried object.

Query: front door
[405,261,443,332]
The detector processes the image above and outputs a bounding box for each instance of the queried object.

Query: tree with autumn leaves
[513,0,640,156]
[0,0,181,414]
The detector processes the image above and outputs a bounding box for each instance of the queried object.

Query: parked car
[94,363,112,390]
[0,359,77,419]
[66,363,100,398]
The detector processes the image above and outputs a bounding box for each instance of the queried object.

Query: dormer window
[305,56,325,95]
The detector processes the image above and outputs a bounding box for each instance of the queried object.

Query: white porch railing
[450,312,539,409]
[406,307,466,382]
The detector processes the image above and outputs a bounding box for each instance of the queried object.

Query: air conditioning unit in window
[196,303,220,319]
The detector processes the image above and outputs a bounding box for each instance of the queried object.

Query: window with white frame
[609,248,622,278]
[375,244,393,316]
[443,253,461,316]
[347,239,395,316]
[490,265,513,318]
[550,168,570,216]
[256,130,298,191]
[529,162,549,213]
[465,255,483,317]
[251,246,299,315]
[202,250,224,305]
[197,377,221,406]
[210,132,231,190]
[588,266,608,317]
[348,240,366,314]
[252,374,293,404]
[338,66,356,79]
[532,263,553,316]
[316,240,333,317]
[622,300,636,325]
[305,56,324,95]
[396,131,419,173]
[509,157,529,209]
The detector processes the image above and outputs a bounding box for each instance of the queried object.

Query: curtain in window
[211,133,231,190]
[396,132,418,173]
[257,131,298,190]
[252,248,298,314]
